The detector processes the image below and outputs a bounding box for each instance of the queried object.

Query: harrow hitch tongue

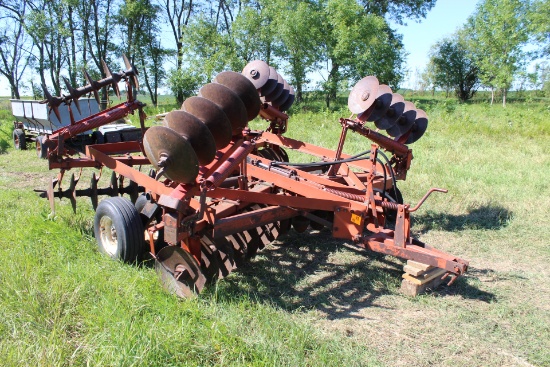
[34,57,468,298]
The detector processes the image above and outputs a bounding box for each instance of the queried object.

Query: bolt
[250,69,259,79]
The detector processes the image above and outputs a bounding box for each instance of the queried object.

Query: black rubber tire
[134,194,148,214]
[94,197,145,262]
[36,135,48,159]
[91,131,105,144]
[13,129,26,150]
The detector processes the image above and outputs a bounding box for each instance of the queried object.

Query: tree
[23,0,66,96]
[0,0,34,99]
[321,0,430,107]
[420,63,436,96]
[361,0,436,25]
[428,34,479,101]
[270,0,323,102]
[169,16,236,99]
[155,0,195,104]
[528,0,550,58]
[464,0,529,106]
[118,0,168,106]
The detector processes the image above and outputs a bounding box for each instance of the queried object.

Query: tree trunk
[325,61,339,108]
[490,88,494,105]
[502,89,506,107]
[8,76,20,99]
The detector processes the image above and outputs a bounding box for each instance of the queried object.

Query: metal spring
[324,187,366,202]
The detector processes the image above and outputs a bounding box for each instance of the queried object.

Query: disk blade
[143,126,199,184]
[262,73,284,102]
[242,60,270,89]
[163,110,216,165]
[374,93,405,130]
[348,76,379,115]
[387,101,416,137]
[214,71,261,121]
[198,83,248,135]
[361,84,392,122]
[181,96,232,149]
[278,85,295,112]
[404,109,428,144]
[260,66,279,97]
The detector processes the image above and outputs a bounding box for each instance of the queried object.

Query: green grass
[0,94,549,366]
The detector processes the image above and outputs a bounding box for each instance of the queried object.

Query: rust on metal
[181,96,233,149]
[198,83,248,134]
[163,110,216,165]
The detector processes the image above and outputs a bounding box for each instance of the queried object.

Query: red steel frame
[44,99,469,284]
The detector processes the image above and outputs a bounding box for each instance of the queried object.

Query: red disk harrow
[37,58,468,297]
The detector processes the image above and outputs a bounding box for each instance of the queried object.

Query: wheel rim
[99,215,118,256]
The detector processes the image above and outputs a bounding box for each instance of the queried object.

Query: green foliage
[360,0,437,25]
[166,67,202,103]
[464,0,529,105]
[270,0,323,101]
[117,0,168,106]
[320,0,406,107]
[230,5,275,65]
[428,34,479,101]
[527,0,550,57]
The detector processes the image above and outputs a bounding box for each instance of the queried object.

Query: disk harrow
[37,58,468,298]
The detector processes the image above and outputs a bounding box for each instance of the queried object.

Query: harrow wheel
[13,129,26,150]
[155,245,206,298]
[94,197,145,262]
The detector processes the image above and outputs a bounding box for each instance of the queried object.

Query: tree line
[0,0,437,106]
[1,0,547,108]
[422,0,549,106]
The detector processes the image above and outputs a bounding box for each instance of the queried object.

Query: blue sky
[392,0,480,88]
[1,0,481,96]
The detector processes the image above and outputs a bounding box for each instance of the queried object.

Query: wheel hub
[99,216,118,256]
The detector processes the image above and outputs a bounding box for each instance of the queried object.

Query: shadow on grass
[213,229,495,319]
[436,272,497,303]
[412,204,512,234]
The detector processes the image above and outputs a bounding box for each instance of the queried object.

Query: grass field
[0,93,548,366]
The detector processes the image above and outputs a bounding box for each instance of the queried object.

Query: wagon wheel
[155,245,207,298]
[93,196,145,262]
[36,135,48,159]
[13,129,26,150]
